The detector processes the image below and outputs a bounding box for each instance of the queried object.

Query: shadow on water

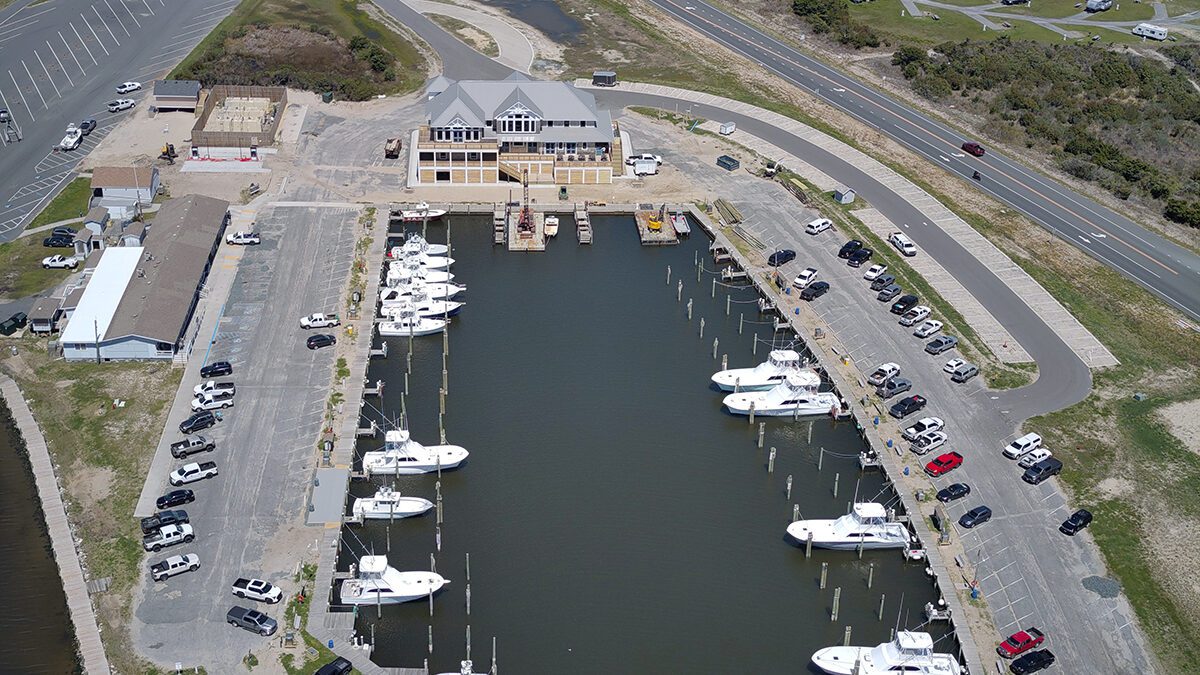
[474,0,583,43]
[343,216,949,673]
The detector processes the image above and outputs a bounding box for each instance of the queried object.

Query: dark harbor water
[346,216,949,673]
[0,401,80,674]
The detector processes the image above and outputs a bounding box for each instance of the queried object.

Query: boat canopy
[360,555,388,575]
[767,349,801,368]
[852,503,889,522]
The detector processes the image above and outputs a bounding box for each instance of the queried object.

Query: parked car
[913,320,944,338]
[924,335,959,355]
[140,509,189,535]
[869,273,896,292]
[924,451,963,477]
[942,358,967,374]
[950,362,979,383]
[805,218,833,235]
[116,81,142,94]
[624,152,662,166]
[1018,447,1053,470]
[958,505,993,529]
[846,248,873,267]
[169,461,218,486]
[156,489,195,510]
[1003,432,1042,459]
[0,312,28,336]
[42,235,73,248]
[191,391,233,411]
[888,231,917,256]
[962,141,986,157]
[910,430,947,455]
[792,267,818,289]
[837,239,863,259]
[1009,649,1055,674]
[314,657,354,675]
[170,435,214,459]
[142,523,194,552]
[998,627,1046,658]
[227,606,278,636]
[876,284,901,302]
[52,226,78,238]
[862,264,887,281]
[876,376,912,399]
[179,410,217,434]
[200,361,233,378]
[936,482,971,503]
[150,553,200,582]
[867,363,900,386]
[889,394,927,419]
[800,281,830,301]
[898,305,931,327]
[107,98,135,112]
[300,313,341,329]
[1022,457,1063,485]
[194,380,236,397]
[1059,509,1093,536]
[767,249,796,266]
[42,255,78,269]
[232,577,284,604]
[902,416,943,441]
[79,119,97,135]
[226,231,261,245]
[307,334,337,350]
[890,294,920,315]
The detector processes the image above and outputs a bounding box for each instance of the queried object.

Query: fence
[191,84,288,148]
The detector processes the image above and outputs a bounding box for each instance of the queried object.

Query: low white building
[60,247,144,361]
[90,166,160,219]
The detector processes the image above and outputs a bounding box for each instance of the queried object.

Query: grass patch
[24,177,91,232]
[0,236,76,299]
[428,13,500,56]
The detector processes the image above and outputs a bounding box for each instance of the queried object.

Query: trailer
[592,70,617,87]
[719,121,736,136]
[633,158,658,176]
[1132,23,1168,40]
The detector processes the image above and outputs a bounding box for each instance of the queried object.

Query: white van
[1132,23,1168,40]
[889,231,918,257]
[1003,432,1043,459]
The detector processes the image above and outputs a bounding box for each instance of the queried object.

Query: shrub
[1164,199,1200,228]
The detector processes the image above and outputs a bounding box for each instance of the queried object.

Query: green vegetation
[24,177,91,232]
[0,236,75,299]
[278,563,361,674]
[428,13,500,56]
[791,0,881,48]
[170,0,428,100]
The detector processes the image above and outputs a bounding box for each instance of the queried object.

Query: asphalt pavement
[0,0,238,242]
[645,0,1200,321]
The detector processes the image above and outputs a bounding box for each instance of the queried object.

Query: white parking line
[103,0,131,36]
[69,23,99,65]
[0,13,43,39]
[141,0,156,16]
[92,7,120,47]
[118,0,141,28]
[170,23,220,41]
[48,41,75,87]
[34,50,61,98]
[59,32,88,75]
[19,61,47,109]
[150,43,198,60]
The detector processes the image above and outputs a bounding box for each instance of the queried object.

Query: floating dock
[508,208,546,252]
[635,203,678,246]
[493,203,507,245]
[575,203,593,244]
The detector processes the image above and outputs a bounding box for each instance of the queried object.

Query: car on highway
[837,239,863,258]
[226,231,261,245]
[625,152,662,166]
[998,627,1046,658]
[910,430,947,455]
[876,284,901,302]
[805,218,832,235]
[169,461,219,486]
[950,362,979,383]
[902,416,943,441]
[232,577,284,604]
[942,358,967,374]
[200,360,233,378]
[936,482,971,503]
[171,435,214,459]
[315,657,354,675]
[876,376,912,399]
[194,380,236,397]
[846,248,873,267]
[869,273,896,291]
[42,255,79,269]
[79,119,97,135]
[924,335,959,355]
[107,98,135,112]
[962,141,986,157]
[42,235,73,248]
[1059,509,1093,536]
[156,489,195,510]
[889,394,927,419]
[1003,432,1043,459]
[179,410,217,434]
[898,305,931,327]
[800,281,830,301]
[792,267,818,289]
[890,294,920,315]
[767,249,796,266]
[1022,457,1063,485]
[142,523,194,552]
[307,334,337,350]
[862,263,887,281]
[913,320,944,338]
[958,505,992,529]
[227,606,278,636]
[924,451,963,476]
[116,81,142,94]
[1009,649,1055,674]
[140,509,189,535]
[867,363,900,386]
[149,553,200,582]
[191,391,233,411]
[888,231,917,256]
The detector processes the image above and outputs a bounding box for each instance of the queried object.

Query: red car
[924,451,964,477]
[997,627,1045,658]
[962,141,985,157]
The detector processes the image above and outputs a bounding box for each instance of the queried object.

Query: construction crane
[517,169,533,237]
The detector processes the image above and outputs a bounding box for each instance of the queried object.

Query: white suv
[889,232,917,257]
[1003,432,1042,459]
[805,218,832,235]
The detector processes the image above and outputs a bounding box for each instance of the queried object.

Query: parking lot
[130,205,358,670]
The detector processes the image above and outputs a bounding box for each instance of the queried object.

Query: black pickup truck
[170,435,214,459]
[139,509,189,535]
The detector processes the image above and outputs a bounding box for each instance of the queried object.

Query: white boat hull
[786,520,908,550]
[381,301,463,319]
[710,369,784,392]
[386,269,455,285]
[398,254,454,270]
[401,209,447,222]
[379,319,447,337]
[380,283,465,302]
[723,391,841,417]
[352,496,434,520]
[811,646,961,675]
[362,444,469,475]
[340,571,448,605]
[392,243,450,257]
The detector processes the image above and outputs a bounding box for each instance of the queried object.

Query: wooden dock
[635,204,678,246]
[575,203,593,244]
[508,209,546,252]
[493,203,506,245]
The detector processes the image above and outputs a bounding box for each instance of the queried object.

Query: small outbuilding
[834,187,857,205]
[29,297,63,335]
[90,166,160,219]
[153,80,202,112]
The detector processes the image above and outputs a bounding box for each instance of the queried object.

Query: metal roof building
[60,247,144,360]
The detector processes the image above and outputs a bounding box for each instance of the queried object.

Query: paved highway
[646,0,1200,320]
[0,0,237,243]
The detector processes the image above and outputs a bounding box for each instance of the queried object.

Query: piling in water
[820,562,828,589]
[831,587,841,622]
[767,446,775,472]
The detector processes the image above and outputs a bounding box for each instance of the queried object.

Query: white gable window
[435,115,480,142]
[495,102,541,134]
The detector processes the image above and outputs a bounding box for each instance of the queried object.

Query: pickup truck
[384,137,401,158]
[142,523,195,552]
[150,554,200,582]
[997,627,1046,658]
[300,313,341,329]
[1017,447,1052,469]
[169,461,218,486]
[227,606,278,636]
[170,435,214,459]
[232,577,284,604]
[139,509,189,535]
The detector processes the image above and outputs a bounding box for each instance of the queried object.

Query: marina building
[414,73,621,185]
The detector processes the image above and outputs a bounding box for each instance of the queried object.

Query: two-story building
[414,73,622,185]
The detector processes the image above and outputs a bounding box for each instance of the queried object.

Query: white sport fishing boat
[351,486,433,520]
[397,251,454,270]
[382,288,463,318]
[711,349,805,392]
[786,503,910,550]
[339,555,449,605]
[544,215,559,237]
[378,313,447,337]
[811,631,961,675]
[396,233,449,256]
[436,661,490,675]
[362,429,469,475]
[385,265,455,287]
[380,282,465,303]
[399,202,448,222]
[723,372,841,417]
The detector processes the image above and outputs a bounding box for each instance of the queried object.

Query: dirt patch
[1094,476,1136,500]
[71,462,115,507]
[428,13,500,57]
[1159,399,1200,451]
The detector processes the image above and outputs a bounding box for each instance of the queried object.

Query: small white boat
[395,251,454,270]
[544,215,559,237]
[339,555,449,605]
[786,503,910,550]
[723,373,841,417]
[396,234,449,256]
[436,661,489,675]
[352,486,433,520]
[379,315,447,337]
[381,282,465,302]
[811,631,961,675]
[400,202,448,222]
[670,209,690,235]
[711,349,806,392]
[362,429,468,475]
[385,265,455,287]
[381,298,462,320]
[59,125,82,151]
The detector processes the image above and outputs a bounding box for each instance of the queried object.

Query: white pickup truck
[232,577,284,604]
[169,461,218,486]
[1018,447,1053,469]
[143,523,195,552]
[150,554,200,581]
[300,313,341,329]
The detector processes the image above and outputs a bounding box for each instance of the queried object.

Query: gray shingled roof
[428,79,604,129]
[153,79,201,98]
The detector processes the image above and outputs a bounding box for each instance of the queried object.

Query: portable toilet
[719,122,736,136]
[592,71,617,87]
[834,187,857,204]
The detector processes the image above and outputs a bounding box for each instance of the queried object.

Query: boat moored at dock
[351,486,434,520]
[711,349,805,392]
[786,502,910,550]
[722,372,841,417]
[811,631,961,675]
[544,215,559,237]
[399,202,448,222]
[393,252,454,270]
[379,314,448,337]
[339,555,449,605]
[362,430,468,475]
[381,282,465,303]
[381,297,463,319]
[385,265,455,287]
[394,234,449,257]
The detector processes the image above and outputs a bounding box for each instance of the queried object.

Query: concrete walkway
[0,374,111,675]
[403,0,535,73]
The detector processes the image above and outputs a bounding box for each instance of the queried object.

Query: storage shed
[834,187,857,204]
[153,80,201,112]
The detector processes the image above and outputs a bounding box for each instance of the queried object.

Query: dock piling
[467,583,472,615]
[868,562,874,589]
[786,474,793,500]
[749,401,755,425]
[429,626,433,654]
[806,531,813,558]
[878,594,886,620]
[436,525,442,552]
[677,280,683,301]
[711,277,716,298]
[857,540,864,559]
[712,339,718,359]
[819,447,824,471]
[699,318,705,339]
[753,335,758,355]
[843,626,852,646]
[696,262,701,282]
[820,562,828,589]
[666,265,671,285]
[726,294,730,316]
[443,327,449,356]
[768,446,775,472]
[687,299,693,320]
[793,504,800,523]
[833,472,840,498]
[722,354,728,370]
[831,587,841,621]
[757,422,764,448]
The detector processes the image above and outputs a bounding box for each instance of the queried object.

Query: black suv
[837,239,863,258]
[156,489,195,509]
[200,360,233,378]
[1009,649,1055,674]
[315,657,353,675]
[1059,509,1093,536]
[800,281,829,301]
[846,248,873,267]
[140,509,189,535]
[307,334,336,350]
[767,249,796,266]
[179,410,217,434]
[890,294,920,315]
[43,235,73,248]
